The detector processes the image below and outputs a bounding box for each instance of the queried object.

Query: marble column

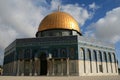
[67,58,69,76]
[61,59,63,75]
[34,58,38,76]
[13,61,17,75]
[29,59,32,76]
[52,59,55,76]
[21,60,24,76]
[47,59,49,76]
[17,60,20,76]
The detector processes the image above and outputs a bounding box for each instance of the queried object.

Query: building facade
[3,11,118,76]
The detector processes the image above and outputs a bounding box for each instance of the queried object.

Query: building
[3,10,118,76]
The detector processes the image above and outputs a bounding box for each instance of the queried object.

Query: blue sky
[0,0,120,67]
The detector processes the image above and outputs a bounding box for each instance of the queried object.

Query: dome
[38,11,81,33]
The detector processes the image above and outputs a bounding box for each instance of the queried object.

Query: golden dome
[38,11,80,33]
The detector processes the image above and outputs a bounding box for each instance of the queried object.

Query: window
[61,48,67,58]
[89,50,91,61]
[103,52,107,62]
[93,50,98,73]
[18,49,24,59]
[32,49,38,58]
[70,48,75,59]
[86,49,91,60]
[108,53,112,62]
[112,53,116,63]
[51,49,58,58]
[80,48,84,59]
[93,50,97,61]
[103,52,108,73]
[24,49,31,59]
[112,53,117,73]
[62,31,70,36]
[98,51,102,62]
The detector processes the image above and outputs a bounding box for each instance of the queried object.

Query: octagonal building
[3,11,118,76]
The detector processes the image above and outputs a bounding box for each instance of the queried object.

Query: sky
[0,0,120,67]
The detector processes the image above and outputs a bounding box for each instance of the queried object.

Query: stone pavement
[0,76,120,80]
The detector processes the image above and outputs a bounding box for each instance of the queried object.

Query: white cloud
[62,4,90,26]
[51,0,61,10]
[88,2,100,19]
[89,2,99,10]
[50,1,90,26]
[0,0,47,65]
[0,0,91,65]
[85,7,120,43]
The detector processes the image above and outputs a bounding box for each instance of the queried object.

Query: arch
[39,52,47,75]
[69,48,75,59]
[112,53,116,63]
[32,49,38,59]
[51,49,58,58]
[87,49,92,73]
[103,52,108,73]
[40,52,47,60]
[79,48,84,59]
[18,49,24,60]
[103,52,107,62]
[99,51,102,62]
[80,48,86,73]
[24,49,31,59]
[88,49,91,60]
[93,50,98,73]
[85,49,91,60]
[108,52,112,62]
[60,48,67,58]
[98,51,103,72]
[112,53,117,73]
[93,50,97,61]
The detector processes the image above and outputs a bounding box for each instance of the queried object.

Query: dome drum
[36,29,82,37]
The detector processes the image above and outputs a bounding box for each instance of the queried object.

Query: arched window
[80,48,85,73]
[89,49,92,61]
[98,51,102,62]
[51,49,58,58]
[93,50,97,61]
[24,49,31,59]
[86,49,91,60]
[32,49,38,58]
[108,53,112,62]
[112,53,116,63]
[70,48,75,59]
[103,52,107,62]
[18,49,24,59]
[93,50,98,73]
[87,49,92,73]
[103,52,108,73]
[61,48,67,58]
[112,53,117,73]
[80,48,84,59]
